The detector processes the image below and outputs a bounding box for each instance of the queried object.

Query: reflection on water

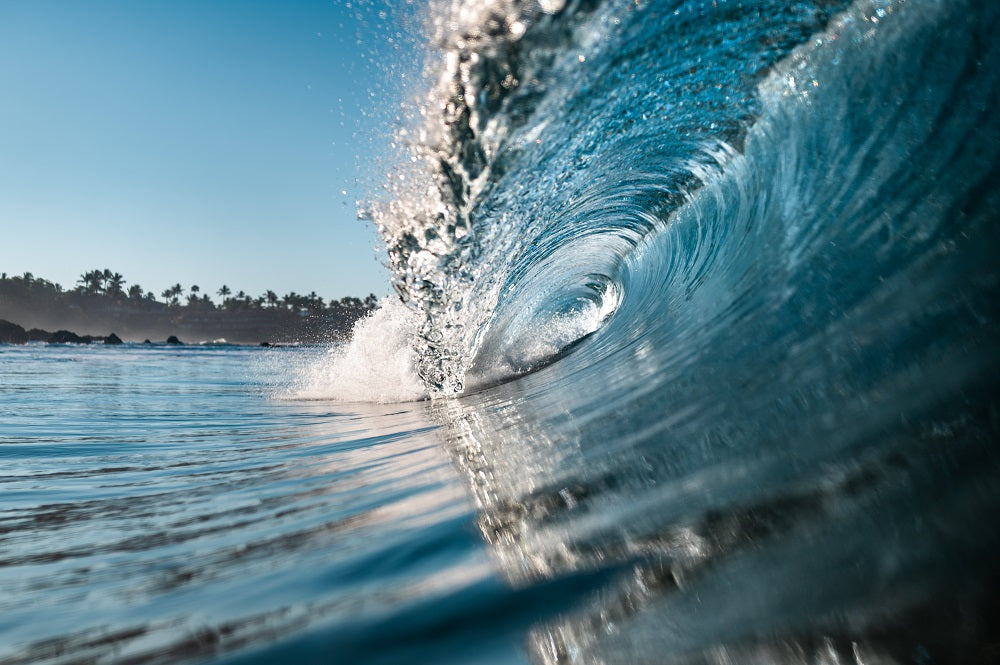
[435,356,999,664]
[0,345,497,665]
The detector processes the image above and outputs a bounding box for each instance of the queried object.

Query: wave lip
[373,0,857,396]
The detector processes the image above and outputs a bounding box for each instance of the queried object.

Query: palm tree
[214,284,230,309]
[78,270,102,294]
[265,290,278,308]
[107,272,126,298]
[162,283,184,306]
[307,291,324,312]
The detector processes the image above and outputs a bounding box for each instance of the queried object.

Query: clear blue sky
[0,0,420,302]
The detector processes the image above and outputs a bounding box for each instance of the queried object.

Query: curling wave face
[374,0,860,395]
[369,0,1000,661]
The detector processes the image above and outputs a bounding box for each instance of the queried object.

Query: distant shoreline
[0,319,337,348]
[0,271,378,345]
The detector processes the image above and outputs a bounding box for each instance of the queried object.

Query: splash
[371,0,855,397]
[372,0,607,396]
[289,298,426,403]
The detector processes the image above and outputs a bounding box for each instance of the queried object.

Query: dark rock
[26,328,51,342]
[166,335,183,345]
[0,319,27,344]
[104,333,124,345]
[143,339,152,345]
[260,341,272,347]
[49,330,91,344]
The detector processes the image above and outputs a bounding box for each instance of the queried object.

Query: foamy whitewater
[3,0,998,663]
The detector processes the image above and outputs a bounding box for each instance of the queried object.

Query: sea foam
[288,297,426,403]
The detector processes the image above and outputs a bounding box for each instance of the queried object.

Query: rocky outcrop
[26,328,51,342]
[0,319,127,345]
[48,330,94,344]
[0,320,27,344]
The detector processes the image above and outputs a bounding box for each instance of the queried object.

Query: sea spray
[372,0,611,396]
[372,0,855,397]
[289,297,426,403]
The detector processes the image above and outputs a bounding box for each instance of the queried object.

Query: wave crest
[372,0,861,396]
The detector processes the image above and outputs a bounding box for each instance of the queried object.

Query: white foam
[288,298,427,403]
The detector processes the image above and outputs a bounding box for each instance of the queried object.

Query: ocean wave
[373,0,858,395]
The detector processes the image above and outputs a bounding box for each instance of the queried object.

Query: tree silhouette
[161,283,184,306]
[3,268,379,341]
[307,291,324,312]
[107,273,126,298]
[78,270,103,294]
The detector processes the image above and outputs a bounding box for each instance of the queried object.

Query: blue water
[0,344,523,664]
[5,0,1000,663]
